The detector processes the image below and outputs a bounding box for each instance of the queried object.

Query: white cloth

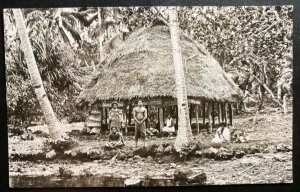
[163,118,175,133]
[162,126,175,133]
[212,127,231,143]
[166,118,173,127]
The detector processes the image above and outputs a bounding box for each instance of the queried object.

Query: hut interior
[87,98,240,135]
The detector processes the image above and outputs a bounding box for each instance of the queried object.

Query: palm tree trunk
[13,9,62,140]
[56,9,76,48]
[98,7,103,65]
[168,7,192,151]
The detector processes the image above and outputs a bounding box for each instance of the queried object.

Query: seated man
[211,123,231,143]
[146,116,159,136]
[162,114,175,136]
[105,127,124,149]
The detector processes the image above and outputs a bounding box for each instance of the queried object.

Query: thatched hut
[78,25,243,133]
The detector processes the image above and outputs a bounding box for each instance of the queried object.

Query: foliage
[178,6,293,106]
[5,6,293,127]
[5,9,89,128]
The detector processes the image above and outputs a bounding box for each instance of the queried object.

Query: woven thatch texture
[79,25,243,103]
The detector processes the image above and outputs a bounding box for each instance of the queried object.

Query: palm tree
[12,9,62,141]
[168,7,192,151]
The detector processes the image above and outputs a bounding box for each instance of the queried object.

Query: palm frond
[62,19,81,44]
[78,8,97,14]
[58,26,71,44]
[90,22,106,39]
[61,12,78,27]
[62,11,97,27]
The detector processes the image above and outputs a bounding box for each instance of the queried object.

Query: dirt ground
[8,109,293,186]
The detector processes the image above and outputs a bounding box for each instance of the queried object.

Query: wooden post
[221,103,225,122]
[229,103,233,126]
[105,108,108,124]
[128,103,132,125]
[212,102,215,126]
[124,105,128,135]
[159,108,164,133]
[101,107,104,126]
[105,108,110,133]
[195,104,200,134]
[189,104,193,125]
[208,101,212,133]
[175,105,179,130]
[224,103,228,125]
[236,101,240,114]
[218,102,222,124]
[202,100,206,125]
[145,105,149,125]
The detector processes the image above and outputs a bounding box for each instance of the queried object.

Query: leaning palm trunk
[13,9,62,140]
[98,7,103,64]
[168,7,192,151]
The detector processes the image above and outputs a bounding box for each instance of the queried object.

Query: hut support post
[159,108,164,133]
[229,103,233,126]
[101,107,104,127]
[212,102,215,126]
[176,105,179,130]
[102,108,105,125]
[189,104,193,125]
[195,104,200,134]
[124,105,128,135]
[219,103,221,122]
[208,102,212,133]
[236,101,240,114]
[221,103,225,122]
[128,103,132,126]
[224,103,228,125]
[202,101,206,125]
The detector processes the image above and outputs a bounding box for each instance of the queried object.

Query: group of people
[103,100,244,150]
[211,123,249,144]
[104,100,177,149]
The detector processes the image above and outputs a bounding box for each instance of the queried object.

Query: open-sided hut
[78,25,243,133]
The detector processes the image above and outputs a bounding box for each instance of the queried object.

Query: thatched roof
[79,25,243,104]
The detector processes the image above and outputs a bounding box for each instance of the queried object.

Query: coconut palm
[168,7,192,151]
[12,9,62,140]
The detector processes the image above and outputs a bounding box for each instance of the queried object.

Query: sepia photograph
[4,5,293,187]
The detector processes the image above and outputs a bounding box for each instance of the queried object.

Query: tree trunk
[55,9,75,48]
[13,9,62,140]
[98,8,103,65]
[283,94,287,114]
[169,7,192,151]
[258,86,265,111]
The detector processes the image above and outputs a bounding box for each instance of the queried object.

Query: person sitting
[146,116,159,136]
[211,123,231,143]
[231,128,249,143]
[162,114,175,136]
[105,127,124,150]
